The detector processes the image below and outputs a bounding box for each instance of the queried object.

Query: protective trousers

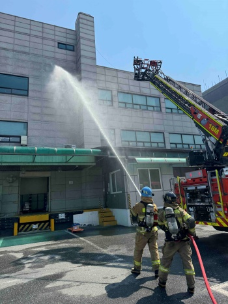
[159,241,195,289]
[133,230,160,271]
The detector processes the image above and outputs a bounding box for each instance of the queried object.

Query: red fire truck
[133,57,228,232]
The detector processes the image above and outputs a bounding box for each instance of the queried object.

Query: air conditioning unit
[21,136,28,146]
[65,144,76,149]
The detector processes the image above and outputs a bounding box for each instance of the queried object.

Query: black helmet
[164,192,177,203]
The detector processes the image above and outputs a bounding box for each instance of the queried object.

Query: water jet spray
[51,66,141,197]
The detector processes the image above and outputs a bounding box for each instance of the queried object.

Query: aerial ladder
[133,57,228,167]
[133,57,228,231]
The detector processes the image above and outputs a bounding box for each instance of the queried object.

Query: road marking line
[211,281,228,297]
[65,230,123,261]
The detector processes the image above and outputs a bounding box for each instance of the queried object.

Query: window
[101,129,115,146]
[118,92,160,111]
[57,42,74,51]
[121,130,165,148]
[0,73,29,96]
[165,98,183,114]
[0,136,21,143]
[0,121,27,143]
[138,168,162,190]
[110,170,122,193]
[169,133,204,149]
[98,89,112,106]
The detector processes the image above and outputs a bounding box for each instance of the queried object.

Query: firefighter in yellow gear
[130,186,160,277]
[158,192,196,294]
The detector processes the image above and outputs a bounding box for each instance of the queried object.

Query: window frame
[57,42,75,52]
[0,73,29,97]
[0,136,21,143]
[169,133,204,149]
[109,170,122,194]
[98,89,113,106]
[138,168,162,191]
[0,120,28,143]
[121,130,165,148]
[118,92,161,112]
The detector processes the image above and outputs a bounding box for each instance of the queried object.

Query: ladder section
[133,57,228,164]
[98,208,117,226]
[152,74,226,127]
[161,72,228,124]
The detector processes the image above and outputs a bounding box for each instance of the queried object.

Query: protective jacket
[131,196,158,234]
[131,196,160,271]
[158,201,196,289]
[158,202,195,241]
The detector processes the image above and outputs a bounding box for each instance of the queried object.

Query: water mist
[48,65,141,197]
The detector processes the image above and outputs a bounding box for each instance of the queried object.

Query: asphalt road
[0,225,228,304]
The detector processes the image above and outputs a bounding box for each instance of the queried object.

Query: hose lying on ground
[188,235,218,304]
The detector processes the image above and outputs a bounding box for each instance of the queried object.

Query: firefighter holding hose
[158,192,196,294]
[130,186,160,277]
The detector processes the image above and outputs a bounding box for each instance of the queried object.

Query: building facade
[0,11,203,232]
[203,77,228,113]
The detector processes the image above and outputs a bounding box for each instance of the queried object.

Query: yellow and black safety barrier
[18,214,50,234]
[18,221,50,233]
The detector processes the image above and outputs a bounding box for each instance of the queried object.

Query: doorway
[20,177,49,214]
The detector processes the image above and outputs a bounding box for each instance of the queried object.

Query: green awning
[0,146,104,165]
[135,158,186,164]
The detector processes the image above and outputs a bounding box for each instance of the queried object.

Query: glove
[177,229,188,240]
[165,230,173,241]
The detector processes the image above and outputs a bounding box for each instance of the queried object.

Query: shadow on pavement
[105,274,154,298]
[136,286,193,304]
[105,273,193,304]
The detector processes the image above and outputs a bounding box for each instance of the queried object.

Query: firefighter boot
[131,268,140,275]
[158,280,166,288]
[155,270,159,278]
[187,287,195,294]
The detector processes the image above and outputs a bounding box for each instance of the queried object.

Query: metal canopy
[135,158,186,164]
[0,146,103,166]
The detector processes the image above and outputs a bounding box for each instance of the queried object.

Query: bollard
[50,218,55,231]
[13,222,18,236]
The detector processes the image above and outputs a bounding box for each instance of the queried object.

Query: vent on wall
[21,136,27,146]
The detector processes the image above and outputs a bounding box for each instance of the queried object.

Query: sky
[0,0,227,92]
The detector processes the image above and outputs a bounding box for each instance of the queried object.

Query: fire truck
[133,57,228,232]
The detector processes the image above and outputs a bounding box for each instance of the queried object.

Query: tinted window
[118,92,160,111]
[98,89,112,101]
[0,74,29,96]
[0,121,27,136]
[118,92,132,104]
[121,130,165,148]
[169,133,204,149]
[66,44,74,51]
[58,42,74,51]
[58,43,66,49]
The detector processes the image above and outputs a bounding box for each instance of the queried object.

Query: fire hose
[188,235,218,304]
